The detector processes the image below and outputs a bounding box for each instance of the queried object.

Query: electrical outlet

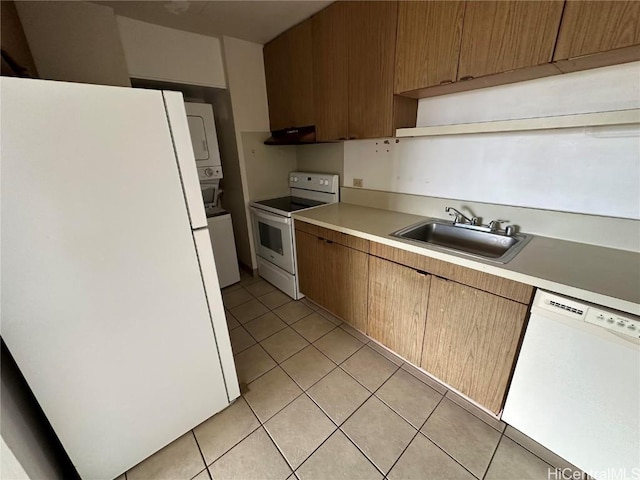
[353,178,363,188]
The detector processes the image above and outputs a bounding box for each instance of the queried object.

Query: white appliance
[503,290,640,480]
[185,102,222,182]
[205,206,241,288]
[249,173,339,299]
[1,78,239,480]
[184,103,240,289]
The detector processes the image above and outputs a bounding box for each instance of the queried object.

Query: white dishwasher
[503,290,640,480]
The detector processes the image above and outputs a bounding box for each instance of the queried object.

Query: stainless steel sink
[391,220,532,264]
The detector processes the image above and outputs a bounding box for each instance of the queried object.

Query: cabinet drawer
[370,241,534,304]
[294,220,370,253]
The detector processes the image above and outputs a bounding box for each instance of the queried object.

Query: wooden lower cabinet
[367,256,430,365]
[295,229,368,331]
[421,277,528,414]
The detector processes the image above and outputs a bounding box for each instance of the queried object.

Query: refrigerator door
[162,92,207,229]
[1,78,230,479]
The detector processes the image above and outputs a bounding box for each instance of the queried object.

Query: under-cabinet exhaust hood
[264,125,316,145]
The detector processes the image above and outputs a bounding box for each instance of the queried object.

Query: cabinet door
[312,2,349,141]
[347,1,398,139]
[295,230,368,331]
[324,239,369,332]
[288,20,315,127]
[554,1,640,60]
[457,1,564,80]
[264,19,314,131]
[421,277,527,414]
[395,1,465,93]
[368,256,430,365]
[295,230,325,305]
[264,33,292,131]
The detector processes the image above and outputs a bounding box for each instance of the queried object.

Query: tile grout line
[418,397,482,480]
[190,430,213,480]
[481,430,505,480]
[230,292,516,480]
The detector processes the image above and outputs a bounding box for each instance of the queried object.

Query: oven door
[250,207,294,274]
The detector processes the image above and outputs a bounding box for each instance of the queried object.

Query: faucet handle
[488,219,509,231]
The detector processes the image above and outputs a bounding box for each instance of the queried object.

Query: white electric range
[249,172,339,299]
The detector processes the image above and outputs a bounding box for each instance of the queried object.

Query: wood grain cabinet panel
[395,1,465,93]
[263,33,292,132]
[312,2,349,141]
[295,228,368,331]
[263,18,314,131]
[295,230,324,305]
[368,256,431,365]
[369,241,534,304]
[554,1,640,60]
[347,1,399,139]
[457,1,564,80]
[421,277,528,414]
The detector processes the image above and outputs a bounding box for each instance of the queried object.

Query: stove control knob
[318,179,323,184]
[293,176,298,182]
[290,176,294,182]
[324,180,329,185]
[204,168,214,177]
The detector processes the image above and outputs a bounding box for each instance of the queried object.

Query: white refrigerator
[0,77,240,479]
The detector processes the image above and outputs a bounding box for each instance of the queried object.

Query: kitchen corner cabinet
[421,277,528,414]
[295,224,368,331]
[553,1,640,72]
[263,19,314,132]
[395,1,465,93]
[367,256,431,365]
[457,1,564,80]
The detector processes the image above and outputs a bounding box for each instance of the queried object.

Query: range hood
[264,125,316,145]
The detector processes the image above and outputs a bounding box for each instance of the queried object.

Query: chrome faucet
[445,206,478,225]
[445,207,515,236]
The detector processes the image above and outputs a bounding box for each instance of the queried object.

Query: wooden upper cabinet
[263,19,314,131]
[347,1,399,139]
[457,1,564,80]
[395,1,465,93]
[312,2,349,141]
[554,1,640,60]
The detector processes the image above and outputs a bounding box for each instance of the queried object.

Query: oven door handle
[251,208,291,225]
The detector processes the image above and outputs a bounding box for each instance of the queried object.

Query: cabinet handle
[416,270,429,276]
[317,236,325,241]
[439,79,453,85]
[459,76,474,81]
[326,240,333,244]
[338,137,347,141]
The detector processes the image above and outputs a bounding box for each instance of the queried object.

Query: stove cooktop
[252,196,326,213]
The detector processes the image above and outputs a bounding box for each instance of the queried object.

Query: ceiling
[96,1,332,44]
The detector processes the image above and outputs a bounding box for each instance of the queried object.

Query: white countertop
[293,203,640,316]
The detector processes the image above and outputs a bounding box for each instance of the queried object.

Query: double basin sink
[391,220,532,264]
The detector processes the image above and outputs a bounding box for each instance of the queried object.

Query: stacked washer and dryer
[185,103,240,288]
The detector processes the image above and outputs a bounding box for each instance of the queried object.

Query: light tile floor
[125,274,585,480]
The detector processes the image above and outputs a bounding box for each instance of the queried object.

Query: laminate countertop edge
[292,203,640,316]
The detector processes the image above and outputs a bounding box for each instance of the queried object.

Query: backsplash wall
[343,62,640,221]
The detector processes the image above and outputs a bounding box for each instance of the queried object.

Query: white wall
[242,133,297,201]
[16,1,130,87]
[222,36,273,269]
[296,143,345,185]
[117,16,226,88]
[344,63,640,221]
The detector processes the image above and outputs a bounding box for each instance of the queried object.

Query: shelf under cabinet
[395,108,640,138]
